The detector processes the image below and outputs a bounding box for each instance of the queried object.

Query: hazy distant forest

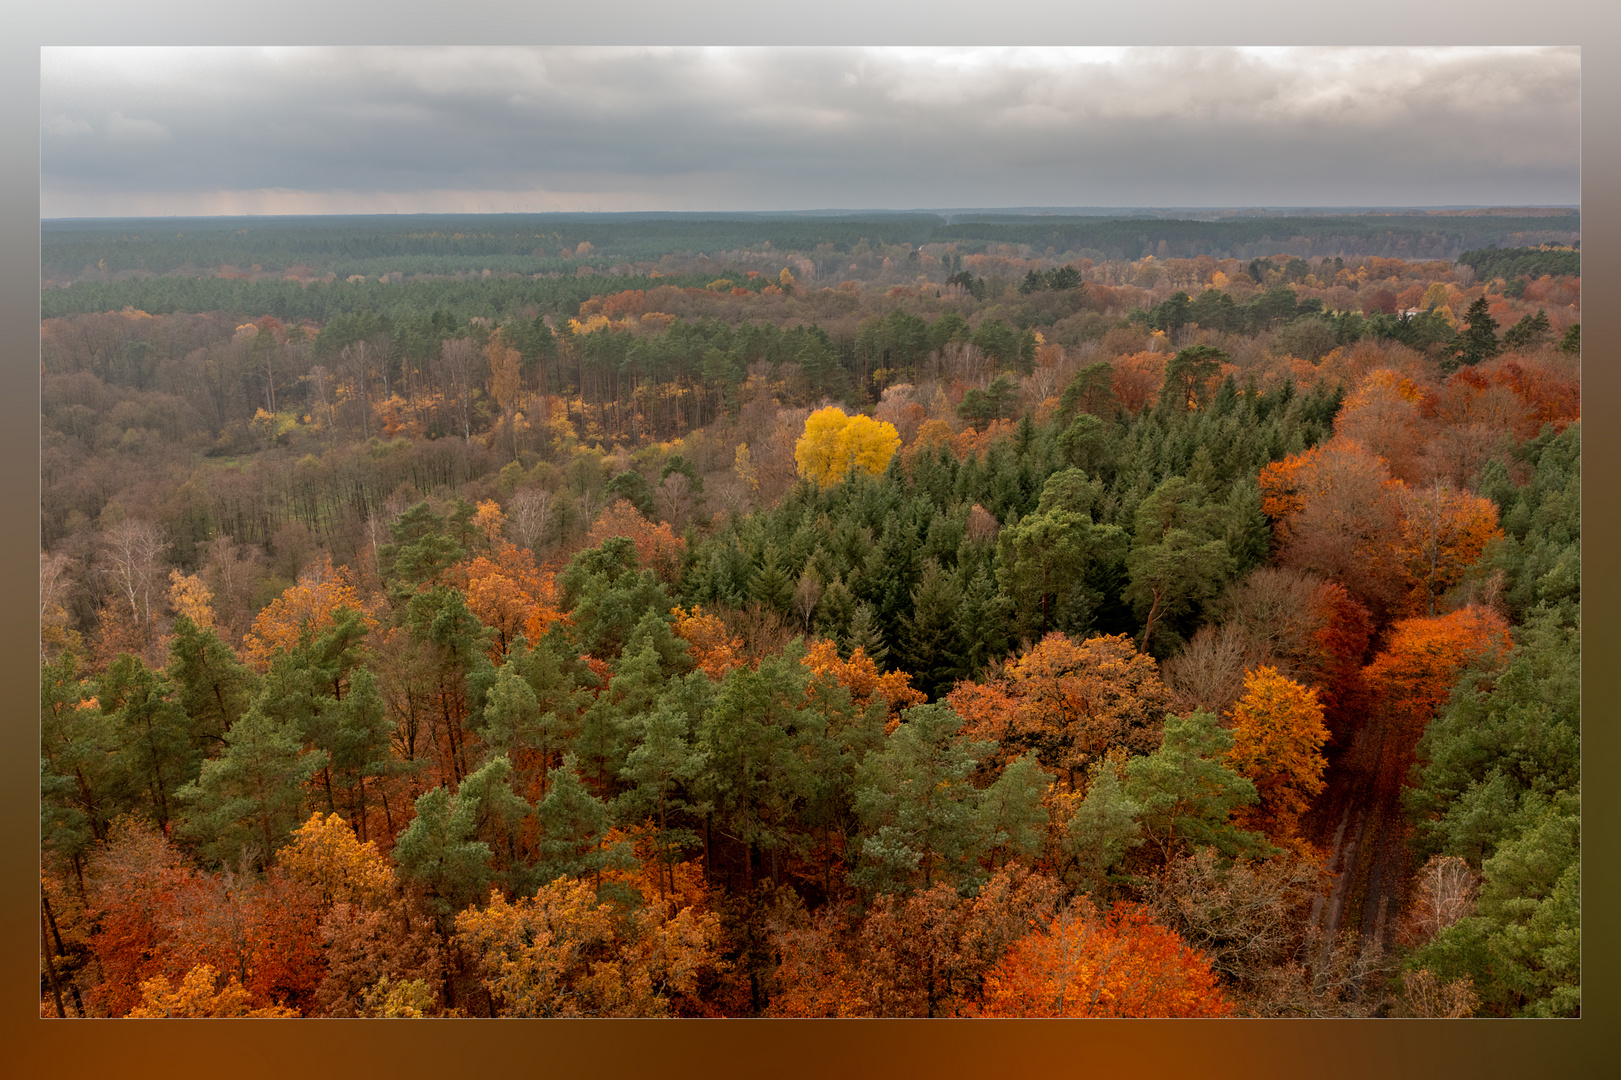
[40,211,1579,1018]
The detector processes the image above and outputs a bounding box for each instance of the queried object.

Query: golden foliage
[128,964,298,1018]
[166,569,215,629]
[277,812,395,910]
[454,878,725,1017]
[1224,667,1329,848]
[241,555,377,672]
[801,637,925,729]
[794,406,901,488]
[671,605,745,681]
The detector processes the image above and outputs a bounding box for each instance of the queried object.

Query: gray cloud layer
[41,46,1580,216]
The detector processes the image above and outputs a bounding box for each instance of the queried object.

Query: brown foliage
[586,501,684,583]
[1258,438,1405,619]
[1398,854,1479,950]
[951,632,1171,786]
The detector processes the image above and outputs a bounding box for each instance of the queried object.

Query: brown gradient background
[5,5,1612,1075]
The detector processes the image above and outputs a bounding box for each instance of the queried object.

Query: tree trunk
[41,907,65,1018]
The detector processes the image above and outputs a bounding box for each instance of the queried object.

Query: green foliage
[380,501,470,595]
[41,651,122,859]
[456,755,540,897]
[1064,767,1143,894]
[393,781,494,929]
[177,705,327,869]
[898,559,970,700]
[559,536,672,660]
[1124,478,1236,655]
[853,702,995,895]
[1501,309,1552,350]
[1123,711,1274,861]
[1452,296,1501,370]
[977,752,1051,866]
[1407,803,1579,1016]
[606,470,655,517]
[163,615,258,753]
[1409,605,1579,865]
[1456,245,1580,282]
[97,654,199,831]
[1478,423,1579,620]
[535,753,633,885]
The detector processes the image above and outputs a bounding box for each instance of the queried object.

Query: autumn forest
[39,213,1580,1018]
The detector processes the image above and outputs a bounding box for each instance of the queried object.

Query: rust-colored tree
[1258,438,1406,619]
[1393,479,1501,616]
[950,633,1171,787]
[585,502,685,584]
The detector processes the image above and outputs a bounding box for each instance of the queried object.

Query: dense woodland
[40,214,1579,1018]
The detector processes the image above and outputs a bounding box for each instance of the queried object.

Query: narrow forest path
[1302,705,1412,995]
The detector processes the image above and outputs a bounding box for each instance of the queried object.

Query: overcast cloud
[40,46,1579,217]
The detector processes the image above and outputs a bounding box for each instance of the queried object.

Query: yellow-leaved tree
[794,407,901,488]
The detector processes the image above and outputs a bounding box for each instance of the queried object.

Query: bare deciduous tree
[507,488,556,554]
[436,338,479,440]
[99,519,169,630]
[1398,854,1478,949]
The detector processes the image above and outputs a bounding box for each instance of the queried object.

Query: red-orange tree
[1363,605,1512,743]
[975,901,1231,1017]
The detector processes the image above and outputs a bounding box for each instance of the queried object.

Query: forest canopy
[40,212,1579,1018]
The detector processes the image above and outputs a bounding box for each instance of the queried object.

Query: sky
[40,46,1581,218]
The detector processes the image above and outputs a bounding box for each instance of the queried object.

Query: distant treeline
[39,271,750,324]
[41,214,944,279]
[934,216,1581,263]
[1456,245,1581,282]
[44,211,1579,279]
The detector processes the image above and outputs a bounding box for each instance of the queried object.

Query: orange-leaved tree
[1393,479,1501,616]
[951,633,1171,788]
[456,545,564,657]
[241,554,378,672]
[1332,367,1430,484]
[671,606,746,681]
[1363,604,1512,744]
[585,501,685,583]
[1224,667,1329,849]
[802,637,925,731]
[975,901,1230,1017]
